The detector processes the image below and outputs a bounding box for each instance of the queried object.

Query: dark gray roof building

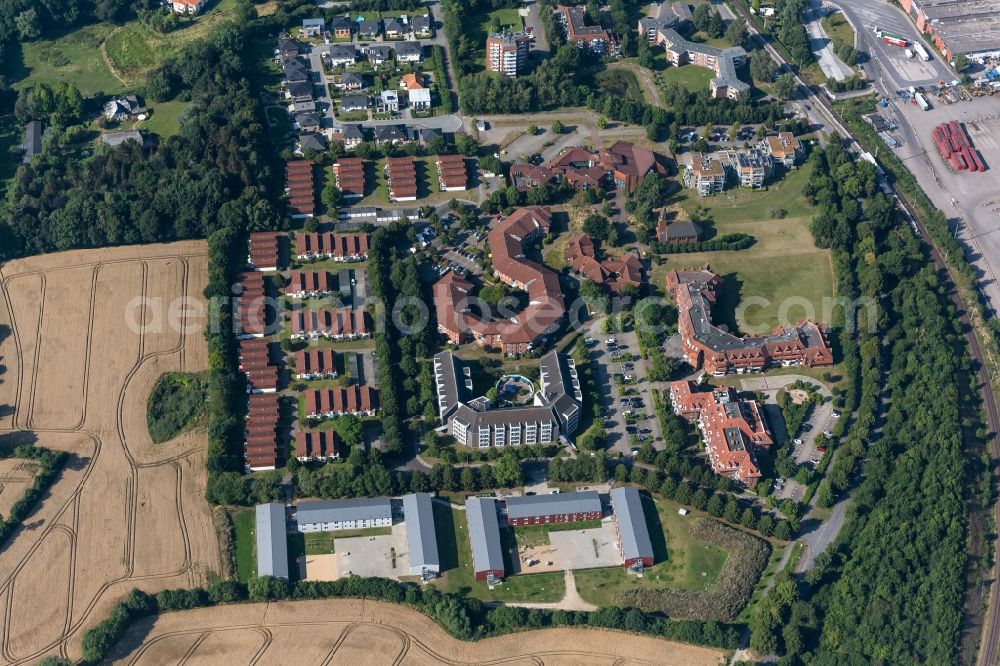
[403,492,440,575]
[609,487,654,569]
[505,491,601,521]
[374,124,409,144]
[395,41,423,60]
[359,19,380,37]
[22,120,42,163]
[297,497,391,528]
[287,80,314,100]
[256,502,290,580]
[340,94,370,111]
[299,133,327,152]
[411,14,432,34]
[466,497,505,579]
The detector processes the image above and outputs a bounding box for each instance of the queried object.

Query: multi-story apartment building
[486,31,531,77]
[683,153,727,196]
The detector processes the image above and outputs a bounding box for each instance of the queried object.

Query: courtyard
[511,519,624,575]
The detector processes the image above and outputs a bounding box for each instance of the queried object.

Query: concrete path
[508,569,598,611]
[803,0,854,82]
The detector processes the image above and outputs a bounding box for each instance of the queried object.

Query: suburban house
[301,17,325,38]
[411,14,432,37]
[276,38,301,60]
[246,231,281,272]
[666,267,833,375]
[358,19,381,39]
[286,159,316,218]
[383,17,406,38]
[295,232,370,261]
[378,89,400,114]
[403,493,440,577]
[408,87,432,111]
[363,44,394,66]
[286,80,314,102]
[334,123,366,149]
[296,497,392,532]
[239,336,278,394]
[333,157,366,197]
[656,216,702,244]
[395,41,423,63]
[436,154,467,190]
[386,156,417,201]
[325,43,358,67]
[103,94,147,121]
[283,58,310,83]
[305,385,380,418]
[245,393,279,470]
[292,308,371,340]
[400,72,427,90]
[21,120,42,164]
[374,124,409,146]
[285,270,335,298]
[504,491,602,526]
[683,153,727,196]
[290,99,316,114]
[297,133,327,153]
[609,487,654,572]
[255,503,289,580]
[329,16,353,39]
[296,430,339,461]
[340,94,370,113]
[335,72,365,90]
[171,0,206,14]
[294,348,338,380]
[466,497,505,582]
[293,112,321,132]
[418,127,443,147]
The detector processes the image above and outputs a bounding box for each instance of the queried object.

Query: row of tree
[0,445,67,547]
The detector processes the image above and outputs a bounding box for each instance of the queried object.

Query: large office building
[486,31,531,76]
[433,350,582,448]
[638,24,749,99]
[256,502,290,580]
[669,380,773,485]
[466,497,505,582]
[434,207,565,356]
[296,497,392,532]
[609,487,654,572]
[898,0,1000,60]
[504,491,602,526]
[403,492,440,577]
[666,267,833,375]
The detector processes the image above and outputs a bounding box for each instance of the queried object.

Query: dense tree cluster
[768,0,814,68]
[826,74,868,93]
[2,24,280,260]
[649,232,755,255]
[0,445,67,547]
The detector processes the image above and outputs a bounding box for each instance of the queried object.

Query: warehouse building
[296,497,392,532]
[899,0,1000,60]
[609,487,654,573]
[466,497,505,582]
[403,492,440,577]
[504,491,602,526]
[256,502,290,580]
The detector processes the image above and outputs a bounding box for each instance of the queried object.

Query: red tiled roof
[286,270,335,295]
[294,348,338,375]
[292,308,370,337]
[296,430,339,459]
[305,386,379,415]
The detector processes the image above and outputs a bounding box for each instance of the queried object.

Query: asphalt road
[803,0,853,82]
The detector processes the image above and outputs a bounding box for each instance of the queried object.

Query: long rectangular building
[294,348,338,379]
[504,491,602,526]
[305,385,379,418]
[295,232,370,261]
[645,26,748,99]
[334,157,366,198]
[403,492,440,576]
[291,308,371,340]
[295,429,339,461]
[296,497,392,532]
[466,497,505,581]
[286,270,335,298]
[899,0,1000,59]
[256,503,290,580]
[609,487,654,571]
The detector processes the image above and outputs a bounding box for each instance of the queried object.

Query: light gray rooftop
[297,497,391,525]
[256,502,290,580]
[609,487,654,563]
[505,490,601,520]
[403,492,440,571]
[466,497,504,574]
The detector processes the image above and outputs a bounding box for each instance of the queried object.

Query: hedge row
[650,233,755,255]
[0,445,67,547]
[83,576,742,663]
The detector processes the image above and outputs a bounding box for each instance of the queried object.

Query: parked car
[605,338,616,345]
[626,425,638,434]
[794,438,803,445]
[832,411,842,418]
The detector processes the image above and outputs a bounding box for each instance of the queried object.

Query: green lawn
[660,64,715,92]
[822,12,855,51]
[512,520,603,549]
[231,508,256,583]
[137,100,189,137]
[433,507,566,603]
[7,24,123,96]
[573,495,729,607]
[651,167,835,332]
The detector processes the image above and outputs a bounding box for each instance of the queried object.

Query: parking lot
[511,519,623,575]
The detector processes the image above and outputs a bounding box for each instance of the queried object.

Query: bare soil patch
[0,242,220,663]
[110,599,725,665]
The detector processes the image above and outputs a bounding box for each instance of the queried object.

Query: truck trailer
[913,43,930,61]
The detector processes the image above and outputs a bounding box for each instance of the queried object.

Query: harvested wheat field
[108,599,726,665]
[0,242,222,664]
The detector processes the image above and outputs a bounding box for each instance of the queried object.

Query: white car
[794,438,803,445]
[605,338,616,345]
[832,411,842,418]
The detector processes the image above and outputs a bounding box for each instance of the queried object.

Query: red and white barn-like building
[295,232,370,262]
[246,393,280,470]
[295,429,340,462]
[503,491,602,527]
[305,386,379,418]
[669,380,773,486]
[294,348,338,380]
[239,337,278,394]
[247,231,281,272]
[285,270,335,299]
[291,308,371,340]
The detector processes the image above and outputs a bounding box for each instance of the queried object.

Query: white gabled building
[296,497,392,532]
